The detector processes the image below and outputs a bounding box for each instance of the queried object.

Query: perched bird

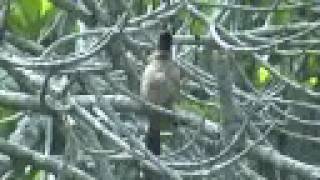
[140,31,180,180]
[140,31,180,109]
[140,31,180,155]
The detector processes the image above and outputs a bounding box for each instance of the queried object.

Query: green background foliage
[8,0,56,40]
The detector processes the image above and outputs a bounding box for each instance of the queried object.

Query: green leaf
[308,54,318,69]
[308,77,318,87]
[254,66,271,88]
[24,169,41,180]
[18,0,40,23]
[272,2,293,25]
[190,18,206,35]
[257,67,270,84]
[0,105,17,137]
[40,0,54,17]
[8,0,56,40]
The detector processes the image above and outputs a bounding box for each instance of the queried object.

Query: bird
[140,31,180,109]
[140,31,180,150]
[140,31,180,180]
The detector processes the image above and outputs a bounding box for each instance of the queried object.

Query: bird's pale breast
[140,58,180,107]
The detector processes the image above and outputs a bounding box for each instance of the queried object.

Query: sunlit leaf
[24,168,41,180]
[40,0,54,17]
[257,66,271,84]
[308,76,318,87]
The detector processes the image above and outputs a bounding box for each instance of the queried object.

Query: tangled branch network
[0,0,320,179]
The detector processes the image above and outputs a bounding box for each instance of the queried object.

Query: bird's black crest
[159,31,172,51]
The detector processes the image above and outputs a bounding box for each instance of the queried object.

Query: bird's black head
[159,31,172,51]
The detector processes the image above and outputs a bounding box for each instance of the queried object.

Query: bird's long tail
[145,112,161,180]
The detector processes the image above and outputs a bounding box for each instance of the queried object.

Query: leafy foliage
[307,76,318,87]
[272,9,293,25]
[255,66,271,86]
[8,0,56,40]
[0,105,17,137]
[0,0,58,139]
[24,169,41,180]
[305,54,320,87]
